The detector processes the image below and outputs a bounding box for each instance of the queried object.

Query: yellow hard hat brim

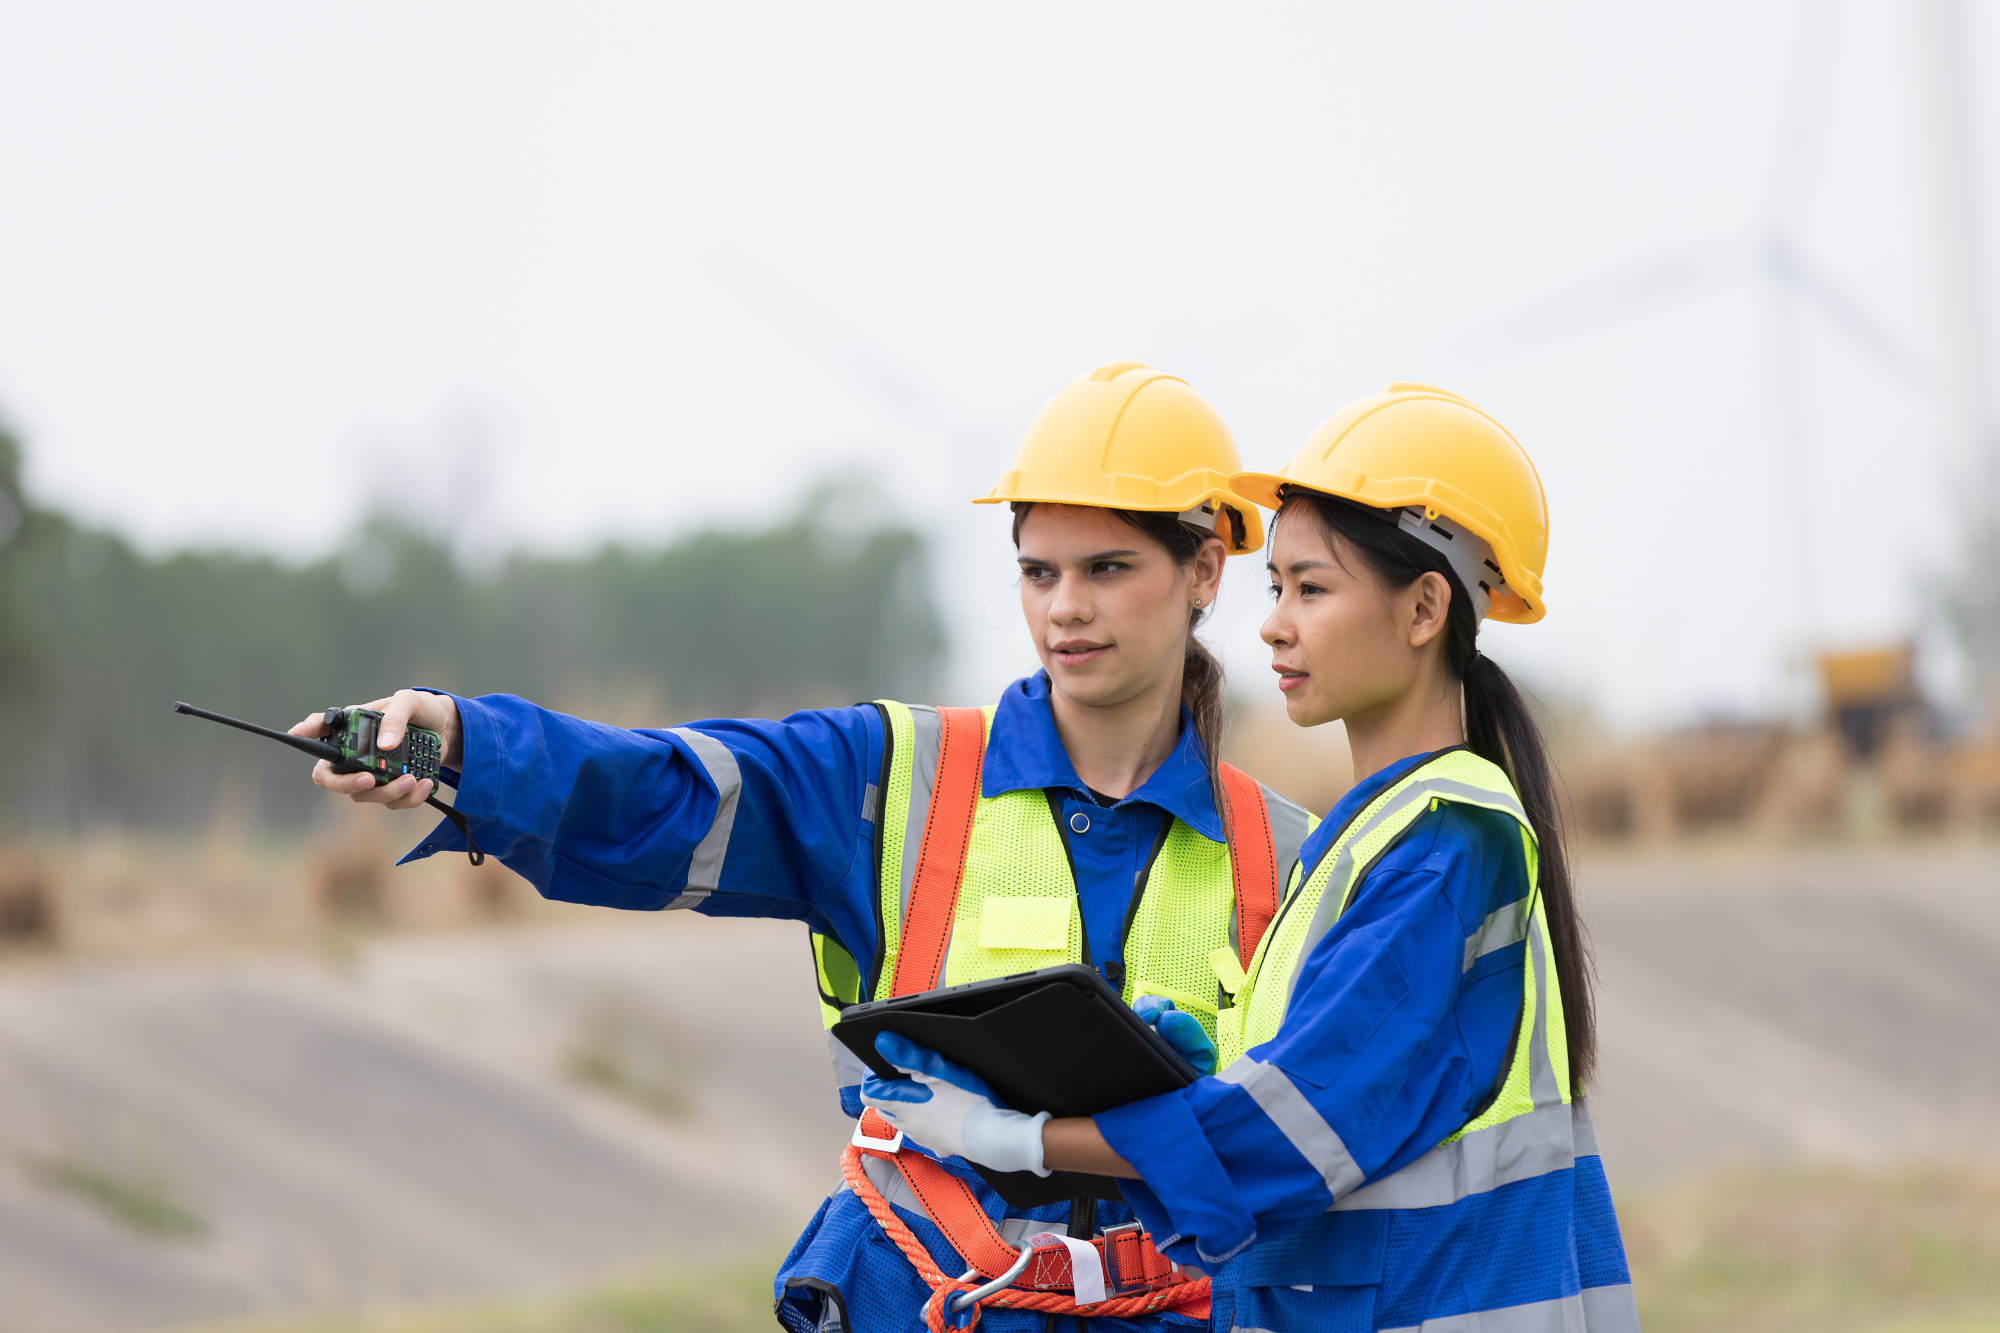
[972,485,1264,555]
[1229,471,1543,624]
[974,362,1264,554]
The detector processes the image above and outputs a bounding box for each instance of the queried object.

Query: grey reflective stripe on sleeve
[861,783,879,825]
[1261,785,1314,891]
[666,726,742,907]
[1463,896,1531,972]
[1330,1099,1576,1211]
[1283,780,1434,1011]
[1285,775,1534,1015]
[1216,1056,1365,1199]
[1581,1283,1641,1332]
[1373,1285,1638,1332]
[897,706,944,926]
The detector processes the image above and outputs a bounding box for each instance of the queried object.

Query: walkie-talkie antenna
[173,702,343,763]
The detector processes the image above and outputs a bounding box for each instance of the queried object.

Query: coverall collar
[1296,745,1457,880]
[981,672,1225,842]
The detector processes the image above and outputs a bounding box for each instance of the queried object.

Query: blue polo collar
[980,672,1225,842]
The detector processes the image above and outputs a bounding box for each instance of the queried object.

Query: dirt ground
[0,840,1993,1332]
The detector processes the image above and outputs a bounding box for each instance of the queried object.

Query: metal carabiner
[943,1245,1037,1329]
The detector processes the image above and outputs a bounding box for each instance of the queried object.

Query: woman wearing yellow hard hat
[898,384,1639,1331]
[297,361,1313,1332]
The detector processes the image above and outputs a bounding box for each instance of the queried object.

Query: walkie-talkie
[173,702,484,864]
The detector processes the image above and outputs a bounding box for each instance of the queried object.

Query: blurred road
[0,917,849,1333]
[1585,845,2000,1186]
[0,847,1994,1331]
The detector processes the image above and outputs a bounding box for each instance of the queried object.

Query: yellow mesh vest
[813,700,1315,1047]
[1216,750,1568,1135]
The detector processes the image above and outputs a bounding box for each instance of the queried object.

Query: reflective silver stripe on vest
[897,706,944,927]
[1216,1056,1365,1198]
[1282,780,1434,1010]
[666,726,743,908]
[1571,1100,1600,1157]
[1463,896,1531,972]
[1285,777,1532,1014]
[1416,777,1528,826]
[1232,1278,1636,1333]
[1372,1283,1640,1333]
[1262,784,1314,892]
[1525,922,1562,1109]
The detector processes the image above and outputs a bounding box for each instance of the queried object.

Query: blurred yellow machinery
[1556,641,2000,841]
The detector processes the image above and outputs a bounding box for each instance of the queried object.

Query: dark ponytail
[1010,504,1233,839]
[1283,491,1597,1092]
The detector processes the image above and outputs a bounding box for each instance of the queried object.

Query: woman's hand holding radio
[290,688,464,810]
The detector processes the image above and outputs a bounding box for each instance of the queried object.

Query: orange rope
[839,1144,1210,1331]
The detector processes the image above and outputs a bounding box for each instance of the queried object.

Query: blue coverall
[1094,751,1634,1331]
[404,672,1378,1331]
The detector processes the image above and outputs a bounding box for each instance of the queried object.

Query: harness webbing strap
[1219,762,1278,964]
[847,1109,1206,1328]
[890,706,987,997]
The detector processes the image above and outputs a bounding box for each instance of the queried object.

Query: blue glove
[1134,995,1218,1075]
[860,1033,1051,1176]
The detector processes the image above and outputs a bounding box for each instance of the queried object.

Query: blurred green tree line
[0,429,946,833]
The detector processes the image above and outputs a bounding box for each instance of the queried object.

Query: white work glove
[860,1033,1052,1177]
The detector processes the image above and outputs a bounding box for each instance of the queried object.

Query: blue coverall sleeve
[400,692,883,956]
[1096,803,1530,1267]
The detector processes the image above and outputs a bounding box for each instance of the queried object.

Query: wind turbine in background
[1423,0,1996,708]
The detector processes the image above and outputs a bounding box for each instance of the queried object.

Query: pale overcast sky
[1,3,1993,725]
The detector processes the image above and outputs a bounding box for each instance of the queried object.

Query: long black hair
[1010,503,1233,837]
[1281,489,1597,1092]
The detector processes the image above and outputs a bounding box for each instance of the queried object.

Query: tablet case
[831,964,1200,1207]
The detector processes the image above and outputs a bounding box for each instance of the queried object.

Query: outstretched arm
[293,687,885,954]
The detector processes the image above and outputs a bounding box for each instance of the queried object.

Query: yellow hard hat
[1231,382,1548,623]
[975,361,1263,554]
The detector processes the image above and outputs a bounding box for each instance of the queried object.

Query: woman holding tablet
[297,362,1314,1333]
[872,385,1636,1331]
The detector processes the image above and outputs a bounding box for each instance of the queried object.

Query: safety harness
[840,705,1287,1329]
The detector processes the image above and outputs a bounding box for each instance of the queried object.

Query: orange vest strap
[1220,762,1279,965]
[889,706,988,997]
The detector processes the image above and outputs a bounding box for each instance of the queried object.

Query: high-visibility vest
[1217,747,1581,1229]
[812,701,1315,1084]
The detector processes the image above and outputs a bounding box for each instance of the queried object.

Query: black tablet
[831,964,1199,1207]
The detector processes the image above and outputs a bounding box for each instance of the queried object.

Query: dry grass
[180,1260,785,1333]
[0,817,594,964]
[1624,1166,2000,1333]
[172,1169,2000,1333]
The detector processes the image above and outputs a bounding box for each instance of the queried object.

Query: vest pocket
[975,897,1071,952]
